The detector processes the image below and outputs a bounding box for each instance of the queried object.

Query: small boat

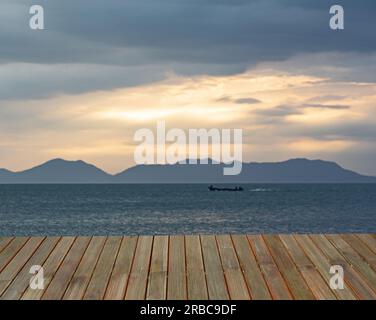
[208,185,244,192]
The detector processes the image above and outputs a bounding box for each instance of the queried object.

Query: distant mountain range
[0,158,375,184]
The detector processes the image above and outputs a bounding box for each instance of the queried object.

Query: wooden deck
[0,234,375,300]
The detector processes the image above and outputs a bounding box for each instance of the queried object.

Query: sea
[0,184,375,236]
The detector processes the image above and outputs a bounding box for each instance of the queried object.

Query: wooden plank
[231,235,271,300]
[263,235,315,300]
[311,234,376,300]
[146,236,168,300]
[201,235,229,300]
[63,236,106,300]
[42,237,91,300]
[280,235,336,300]
[0,237,44,296]
[1,237,60,300]
[125,236,153,300]
[248,235,292,300]
[357,234,376,254]
[83,237,122,300]
[3,234,375,300]
[343,234,376,271]
[104,236,137,300]
[21,237,75,300]
[0,237,29,272]
[298,235,356,300]
[0,238,13,254]
[167,236,186,300]
[216,235,250,300]
[185,235,208,300]
[326,234,376,295]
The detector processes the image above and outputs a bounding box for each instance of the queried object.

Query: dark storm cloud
[1,0,376,66]
[1,0,376,100]
[0,63,167,101]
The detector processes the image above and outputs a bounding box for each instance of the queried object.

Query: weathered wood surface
[0,234,375,300]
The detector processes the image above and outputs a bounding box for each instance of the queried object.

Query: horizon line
[1,156,375,179]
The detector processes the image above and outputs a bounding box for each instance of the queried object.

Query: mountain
[0,168,13,180]
[114,158,376,183]
[0,159,112,183]
[0,158,375,184]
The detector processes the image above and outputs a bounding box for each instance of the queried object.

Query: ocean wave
[250,188,273,192]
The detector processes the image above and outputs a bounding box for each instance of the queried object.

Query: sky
[0,0,376,175]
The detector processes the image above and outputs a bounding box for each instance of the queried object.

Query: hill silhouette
[0,158,375,184]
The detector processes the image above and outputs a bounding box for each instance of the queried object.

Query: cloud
[3,66,374,173]
[285,121,376,142]
[216,96,233,102]
[234,98,261,104]
[0,63,167,101]
[254,105,301,117]
[254,52,376,83]
[1,1,376,101]
[303,103,351,110]
[216,96,261,104]
[307,95,347,103]
[1,1,376,175]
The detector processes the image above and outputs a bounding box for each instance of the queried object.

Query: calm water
[0,184,375,236]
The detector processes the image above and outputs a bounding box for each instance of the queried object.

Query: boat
[208,185,244,192]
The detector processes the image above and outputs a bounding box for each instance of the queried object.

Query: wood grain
[42,237,91,300]
[167,236,186,300]
[185,235,208,300]
[201,235,229,300]
[1,237,60,300]
[280,235,336,300]
[21,237,75,300]
[0,237,44,296]
[232,235,271,300]
[0,235,374,300]
[146,236,168,300]
[104,236,137,300]
[124,236,153,300]
[312,233,376,300]
[248,235,292,300]
[216,235,250,300]
[64,236,107,300]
